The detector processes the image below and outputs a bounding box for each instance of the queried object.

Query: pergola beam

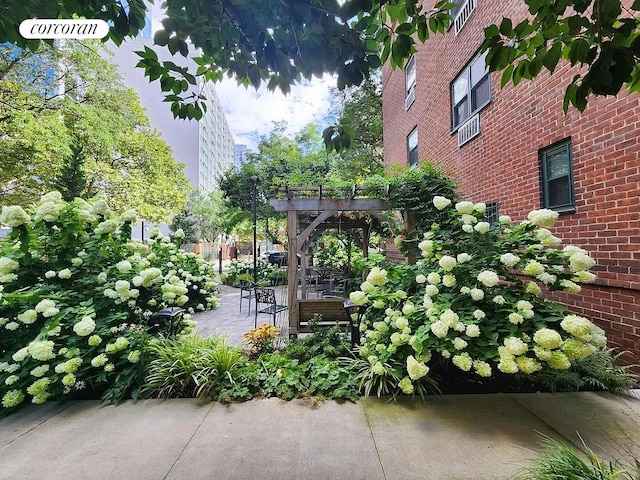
[270,198,389,212]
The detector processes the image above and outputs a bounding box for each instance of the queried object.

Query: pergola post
[287,210,299,336]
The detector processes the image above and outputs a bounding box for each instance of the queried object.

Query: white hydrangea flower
[349,291,367,306]
[499,215,512,225]
[34,201,60,223]
[418,240,434,257]
[560,314,594,340]
[0,205,30,227]
[359,281,375,293]
[17,309,38,324]
[40,191,63,204]
[430,320,449,338]
[472,309,485,320]
[460,286,471,295]
[474,360,492,377]
[427,272,441,285]
[455,201,475,214]
[460,214,477,225]
[536,272,557,285]
[533,328,563,349]
[500,253,520,268]
[415,274,426,284]
[442,274,457,288]
[116,260,132,273]
[438,255,457,272]
[0,257,19,274]
[27,340,56,361]
[92,200,111,216]
[45,270,56,279]
[367,267,387,286]
[456,253,471,263]
[453,337,468,350]
[523,260,545,276]
[569,251,596,272]
[470,288,484,301]
[474,222,490,234]
[527,209,559,227]
[526,281,542,296]
[466,324,481,337]
[477,270,499,287]
[5,321,19,330]
[120,209,137,222]
[433,196,452,210]
[573,271,597,283]
[504,337,528,356]
[452,352,472,371]
[407,355,429,380]
[462,224,473,233]
[58,268,72,279]
[30,364,50,377]
[474,203,487,214]
[95,219,118,235]
[516,356,542,374]
[440,309,459,326]
[401,302,415,316]
[73,317,96,337]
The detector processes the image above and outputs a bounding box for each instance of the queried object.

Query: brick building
[382,0,640,362]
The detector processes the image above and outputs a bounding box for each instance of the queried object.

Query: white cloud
[215,76,336,151]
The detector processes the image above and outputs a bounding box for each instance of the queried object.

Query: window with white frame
[405,55,416,110]
[451,50,491,130]
[407,127,418,166]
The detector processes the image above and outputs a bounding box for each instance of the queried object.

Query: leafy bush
[243,323,280,356]
[221,259,283,287]
[528,348,638,393]
[348,195,607,397]
[0,193,219,413]
[516,434,640,480]
[143,335,243,399]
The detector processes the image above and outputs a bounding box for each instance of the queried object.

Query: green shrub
[143,334,242,399]
[0,193,220,413]
[223,259,283,287]
[516,434,640,480]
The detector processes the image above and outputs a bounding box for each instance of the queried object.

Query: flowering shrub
[221,258,284,287]
[349,196,605,396]
[0,193,220,412]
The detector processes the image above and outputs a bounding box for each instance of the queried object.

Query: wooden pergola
[269,186,391,336]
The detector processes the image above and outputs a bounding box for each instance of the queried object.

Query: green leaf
[154,29,169,46]
[542,42,562,73]
[500,64,514,87]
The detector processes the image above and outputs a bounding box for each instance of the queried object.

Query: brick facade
[382,0,640,363]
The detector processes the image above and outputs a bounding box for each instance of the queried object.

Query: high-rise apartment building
[234,144,248,170]
[107,35,234,193]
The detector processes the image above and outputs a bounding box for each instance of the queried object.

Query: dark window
[485,202,500,224]
[540,140,575,212]
[451,51,490,129]
[407,128,418,166]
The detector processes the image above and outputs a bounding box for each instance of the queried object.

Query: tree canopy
[2,0,637,124]
[0,40,191,221]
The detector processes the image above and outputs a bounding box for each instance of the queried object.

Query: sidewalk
[1,392,639,480]
[2,285,640,479]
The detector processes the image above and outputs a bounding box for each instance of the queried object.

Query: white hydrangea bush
[0,193,220,412]
[349,197,604,396]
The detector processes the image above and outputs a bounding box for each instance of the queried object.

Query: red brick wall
[383,0,640,362]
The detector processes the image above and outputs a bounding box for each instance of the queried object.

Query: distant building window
[485,202,500,224]
[540,140,575,212]
[407,128,418,166]
[405,55,416,110]
[451,50,491,130]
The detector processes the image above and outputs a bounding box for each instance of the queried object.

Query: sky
[215,75,337,151]
[150,6,337,152]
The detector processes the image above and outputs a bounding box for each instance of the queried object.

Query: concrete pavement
[1,392,639,480]
[2,283,640,479]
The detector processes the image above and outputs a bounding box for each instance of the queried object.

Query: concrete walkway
[1,392,640,480]
[2,284,640,479]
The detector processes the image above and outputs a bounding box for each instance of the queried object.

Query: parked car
[267,251,300,266]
